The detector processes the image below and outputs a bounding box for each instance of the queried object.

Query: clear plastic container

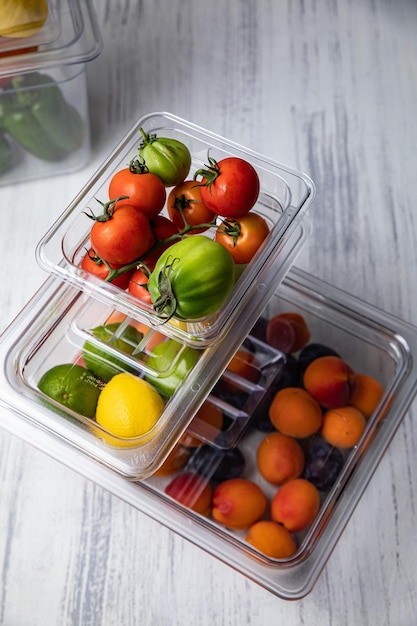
[35,111,316,347]
[0,0,102,184]
[1,267,417,599]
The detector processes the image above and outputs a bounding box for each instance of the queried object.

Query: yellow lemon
[96,373,164,444]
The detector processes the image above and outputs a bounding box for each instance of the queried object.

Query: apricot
[271,478,320,533]
[165,472,212,516]
[154,444,190,476]
[257,432,305,485]
[350,373,384,418]
[269,387,323,438]
[224,349,261,392]
[245,520,297,559]
[211,478,267,529]
[303,355,357,409]
[321,406,366,448]
[179,401,223,448]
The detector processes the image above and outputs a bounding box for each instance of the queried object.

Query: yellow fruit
[96,373,164,444]
[0,0,49,38]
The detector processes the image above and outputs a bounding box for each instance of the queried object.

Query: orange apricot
[350,373,384,418]
[245,520,297,559]
[224,349,261,392]
[257,432,305,485]
[165,472,212,516]
[321,406,366,448]
[212,478,267,529]
[271,478,320,533]
[269,387,323,438]
[154,444,191,476]
[179,401,224,448]
[303,355,356,409]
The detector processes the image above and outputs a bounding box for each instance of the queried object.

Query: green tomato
[138,127,191,186]
[147,235,235,321]
[145,339,200,397]
[82,323,143,383]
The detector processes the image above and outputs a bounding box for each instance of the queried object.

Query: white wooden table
[1,1,417,624]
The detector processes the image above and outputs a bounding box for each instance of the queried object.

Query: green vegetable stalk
[0,72,84,161]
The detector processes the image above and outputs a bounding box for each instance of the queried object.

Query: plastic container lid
[0,0,102,78]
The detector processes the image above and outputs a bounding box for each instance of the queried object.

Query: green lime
[82,323,143,383]
[38,363,102,418]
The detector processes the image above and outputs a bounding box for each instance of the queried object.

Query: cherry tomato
[215,213,270,264]
[194,155,260,218]
[167,180,215,233]
[80,249,133,289]
[90,203,155,266]
[108,158,166,219]
[128,266,152,303]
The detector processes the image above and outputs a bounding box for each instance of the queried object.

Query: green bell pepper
[0,72,85,161]
[0,131,12,174]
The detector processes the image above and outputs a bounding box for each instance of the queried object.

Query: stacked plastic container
[0,0,102,184]
[1,106,417,599]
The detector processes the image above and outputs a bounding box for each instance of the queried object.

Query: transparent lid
[0,0,102,79]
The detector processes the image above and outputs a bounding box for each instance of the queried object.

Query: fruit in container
[193,154,260,218]
[298,343,341,372]
[145,339,200,398]
[187,446,246,483]
[37,363,102,419]
[81,249,133,290]
[269,387,323,438]
[266,312,310,353]
[211,478,267,529]
[108,157,166,219]
[82,322,143,383]
[179,401,224,448]
[245,520,297,559]
[215,213,270,264]
[138,128,191,187]
[302,437,344,491]
[167,180,214,233]
[0,0,48,38]
[154,445,191,477]
[257,432,305,485]
[350,373,384,418]
[165,472,212,515]
[95,373,164,442]
[270,478,320,533]
[303,355,357,409]
[321,406,366,448]
[147,235,235,321]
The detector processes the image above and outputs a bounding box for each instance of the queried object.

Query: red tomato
[90,204,155,266]
[80,249,133,289]
[145,215,180,266]
[128,267,152,303]
[108,159,166,219]
[215,213,270,264]
[194,155,260,218]
[167,180,215,233]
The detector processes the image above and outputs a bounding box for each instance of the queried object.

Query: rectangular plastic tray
[1,267,416,599]
[35,111,316,348]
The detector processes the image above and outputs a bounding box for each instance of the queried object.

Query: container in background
[0,0,102,184]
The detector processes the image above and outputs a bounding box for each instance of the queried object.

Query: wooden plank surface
[1,0,417,624]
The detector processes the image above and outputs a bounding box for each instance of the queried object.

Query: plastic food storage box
[0,0,102,184]
[1,113,417,599]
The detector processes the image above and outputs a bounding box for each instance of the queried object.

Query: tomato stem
[84,196,129,222]
[128,156,149,174]
[151,256,179,321]
[193,151,220,189]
